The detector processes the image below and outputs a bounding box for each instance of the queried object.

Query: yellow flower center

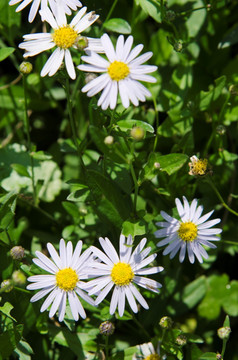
[189,158,208,176]
[144,355,161,360]
[111,262,134,286]
[56,268,78,291]
[178,222,198,242]
[52,26,78,49]
[108,61,130,81]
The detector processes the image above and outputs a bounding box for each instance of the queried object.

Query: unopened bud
[217,326,231,340]
[154,162,160,169]
[1,279,13,293]
[104,135,114,145]
[216,125,226,135]
[99,321,115,336]
[10,245,25,260]
[76,36,88,50]
[19,61,33,74]
[175,334,187,346]
[12,270,26,286]
[159,316,173,329]
[79,205,88,216]
[216,354,223,360]
[229,85,238,95]
[174,41,183,52]
[165,10,176,21]
[130,126,145,141]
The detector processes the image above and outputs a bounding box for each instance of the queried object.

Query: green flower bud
[159,316,173,329]
[175,334,187,346]
[19,61,33,74]
[130,126,145,141]
[173,41,183,52]
[1,279,13,293]
[165,10,176,21]
[10,245,25,260]
[217,326,231,340]
[12,270,26,286]
[76,36,88,50]
[99,321,115,336]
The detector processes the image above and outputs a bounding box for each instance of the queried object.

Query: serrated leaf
[103,18,131,34]
[122,219,146,237]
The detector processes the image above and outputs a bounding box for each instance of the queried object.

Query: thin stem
[102,0,119,27]
[206,178,238,217]
[22,75,37,205]
[153,97,159,152]
[160,0,165,21]
[130,162,138,215]
[105,336,109,360]
[179,4,211,16]
[223,240,238,246]
[221,338,228,358]
[14,286,31,294]
[132,313,150,340]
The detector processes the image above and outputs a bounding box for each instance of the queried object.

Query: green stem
[153,97,159,152]
[221,338,228,358]
[222,240,238,246]
[130,162,138,214]
[22,75,37,205]
[207,178,238,217]
[179,4,211,16]
[14,286,31,294]
[105,336,109,360]
[160,0,165,21]
[102,0,119,27]
[132,313,150,340]
[65,78,86,177]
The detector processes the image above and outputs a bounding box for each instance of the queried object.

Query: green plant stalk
[65,78,86,177]
[22,75,37,205]
[206,178,238,217]
[221,338,228,358]
[102,0,119,27]
[130,162,138,215]
[161,0,165,21]
[153,96,159,152]
[105,336,109,360]
[179,4,211,16]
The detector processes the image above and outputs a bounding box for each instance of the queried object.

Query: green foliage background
[0,0,238,359]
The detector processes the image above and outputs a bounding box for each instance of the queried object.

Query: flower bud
[165,10,176,21]
[19,61,33,74]
[229,84,238,96]
[175,334,187,346]
[1,279,13,293]
[216,354,223,360]
[76,36,88,50]
[99,321,115,336]
[12,270,26,286]
[104,135,114,145]
[10,245,25,260]
[130,126,145,141]
[173,41,183,52]
[217,326,231,340]
[154,162,160,169]
[79,205,88,216]
[216,125,226,135]
[159,316,173,329]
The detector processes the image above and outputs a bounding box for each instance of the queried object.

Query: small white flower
[155,196,222,264]
[77,33,158,110]
[27,238,95,322]
[133,342,161,360]
[86,235,163,317]
[9,0,82,23]
[19,4,102,79]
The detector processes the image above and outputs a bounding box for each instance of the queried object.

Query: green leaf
[199,353,217,360]
[11,164,30,178]
[117,119,154,133]
[218,23,238,49]
[223,315,230,328]
[0,302,16,322]
[182,276,206,309]
[196,76,227,111]
[62,201,80,222]
[136,0,161,22]
[223,281,238,316]
[14,340,34,360]
[122,219,147,237]
[0,324,23,358]
[31,151,52,160]
[103,18,131,34]
[0,47,15,62]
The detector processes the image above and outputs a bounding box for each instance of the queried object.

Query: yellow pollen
[53,26,78,49]
[56,268,78,291]
[144,355,161,360]
[189,158,208,176]
[178,222,198,242]
[111,262,134,286]
[108,61,130,81]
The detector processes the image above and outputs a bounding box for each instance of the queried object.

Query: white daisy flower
[77,33,158,110]
[19,4,102,79]
[133,341,161,360]
[9,0,82,23]
[86,235,163,317]
[155,196,222,264]
[27,238,95,322]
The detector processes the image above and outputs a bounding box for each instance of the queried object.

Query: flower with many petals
[9,0,82,23]
[85,235,163,317]
[133,342,161,360]
[19,4,102,79]
[77,34,157,110]
[27,238,95,321]
[155,196,222,263]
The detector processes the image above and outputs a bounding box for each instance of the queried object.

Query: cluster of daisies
[11,0,157,110]
[27,196,221,322]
